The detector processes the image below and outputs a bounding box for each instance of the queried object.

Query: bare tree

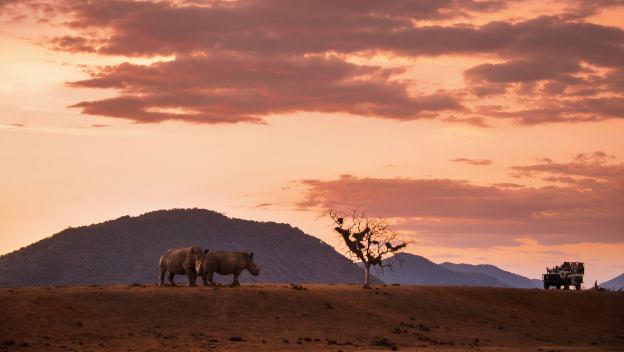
[327,210,409,287]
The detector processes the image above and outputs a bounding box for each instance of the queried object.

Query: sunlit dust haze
[1,0,623,285]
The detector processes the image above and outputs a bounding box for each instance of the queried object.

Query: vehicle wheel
[556,285,561,290]
[544,283,549,290]
[564,285,570,290]
[575,284,581,290]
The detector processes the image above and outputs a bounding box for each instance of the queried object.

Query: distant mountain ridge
[600,273,624,290]
[369,253,509,287]
[370,253,540,288]
[440,262,542,288]
[0,209,372,287]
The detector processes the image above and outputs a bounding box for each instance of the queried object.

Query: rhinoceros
[201,251,261,287]
[159,246,208,287]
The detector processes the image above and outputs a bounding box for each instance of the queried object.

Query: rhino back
[162,247,193,274]
[210,251,247,274]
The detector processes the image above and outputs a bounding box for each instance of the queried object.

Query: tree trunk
[364,263,370,287]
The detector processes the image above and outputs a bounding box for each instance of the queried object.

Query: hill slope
[440,262,541,288]
[600,273,624,290]
[0,209,371,286]
[1,285,622,351]
[372,253,509,287]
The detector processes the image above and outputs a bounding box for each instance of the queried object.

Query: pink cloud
[68,54,463,124]
[562,0,624,18]
[298,154,624,247]
[9,1,624,125]
[479,97,624,125]
[49,4,624,64]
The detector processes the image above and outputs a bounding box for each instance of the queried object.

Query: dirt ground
[1,284,622,351]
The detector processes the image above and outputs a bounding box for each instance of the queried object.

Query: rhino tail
[158,255,166,286]
[159,254,164,267]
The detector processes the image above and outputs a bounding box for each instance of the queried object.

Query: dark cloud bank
[5,0,623,125]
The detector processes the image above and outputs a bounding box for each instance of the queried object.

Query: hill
[371,253,509,287]
[600,273,624,291]
[0,209,372,287]
[440,262,542,288]
[1,285,622,351]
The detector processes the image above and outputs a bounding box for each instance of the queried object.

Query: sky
[1,0,623,286]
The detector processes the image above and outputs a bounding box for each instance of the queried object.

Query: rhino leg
[230,273,240,287]
[186,268,197,287]
[200,273,208,286]
[168,272,176,287]
[208,271,216,286]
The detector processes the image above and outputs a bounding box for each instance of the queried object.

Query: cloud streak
[451,158,492,166]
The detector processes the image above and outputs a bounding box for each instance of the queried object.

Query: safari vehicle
[543,262,584,290]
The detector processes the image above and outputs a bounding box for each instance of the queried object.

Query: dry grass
[1,284,623,351]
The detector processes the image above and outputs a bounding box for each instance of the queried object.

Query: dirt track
[1,284,623,351]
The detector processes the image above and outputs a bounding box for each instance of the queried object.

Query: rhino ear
[250,252,254,258]
[204,249,209,254]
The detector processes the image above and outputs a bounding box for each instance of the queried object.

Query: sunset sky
[1,0,623,285]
